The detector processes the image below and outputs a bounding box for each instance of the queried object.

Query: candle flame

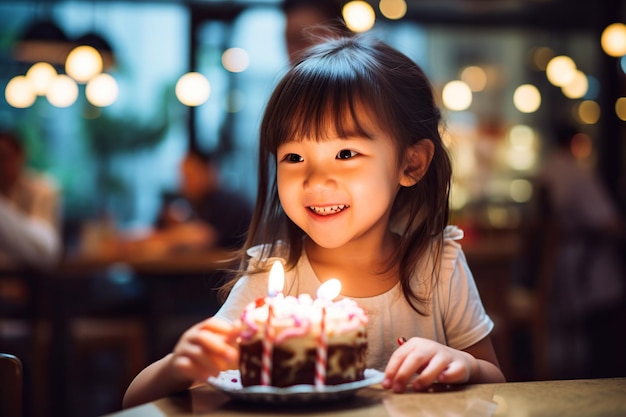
[268,261,285,297]
[317,278,341,300]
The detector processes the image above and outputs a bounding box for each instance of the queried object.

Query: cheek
[352,167,400,212]
[277,172,297,211]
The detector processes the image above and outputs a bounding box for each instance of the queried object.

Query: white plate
[207,369,384,404]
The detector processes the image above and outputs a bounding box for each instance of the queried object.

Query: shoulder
[407,225,468,300]
[430,225,472,293]
[439,225,466,269]
[245,242,290,271]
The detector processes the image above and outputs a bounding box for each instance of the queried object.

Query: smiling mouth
[308,205,349,215]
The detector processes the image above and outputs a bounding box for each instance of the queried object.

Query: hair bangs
[265,62,391,153]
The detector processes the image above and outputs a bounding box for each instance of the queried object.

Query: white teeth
[309,205,348,215]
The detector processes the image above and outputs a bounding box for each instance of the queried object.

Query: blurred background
[0,0,625,416]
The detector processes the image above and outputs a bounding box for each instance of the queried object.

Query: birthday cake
[238,289,368,388]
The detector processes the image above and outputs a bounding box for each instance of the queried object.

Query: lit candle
[261,261,285,386]
[314,278,341,389]
[267,261,285,298]
[316,278,341,301]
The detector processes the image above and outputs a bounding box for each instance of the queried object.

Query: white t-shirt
[215,226,493,371]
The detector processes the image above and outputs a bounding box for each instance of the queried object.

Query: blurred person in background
[282,0,351,64]
[0,130,62,271]
[130,148,252,254]
[513,122,626,379]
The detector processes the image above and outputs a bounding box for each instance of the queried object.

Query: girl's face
[276,122,407,250]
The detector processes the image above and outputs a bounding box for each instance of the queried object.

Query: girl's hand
[169,317,241,386]
[382,337,476,392]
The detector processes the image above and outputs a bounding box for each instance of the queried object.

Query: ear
[399,139,434,187]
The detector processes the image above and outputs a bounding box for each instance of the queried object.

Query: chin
[307,235,350,250]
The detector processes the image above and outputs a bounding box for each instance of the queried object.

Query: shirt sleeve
[213,274,268,323]
[438,237,494,350]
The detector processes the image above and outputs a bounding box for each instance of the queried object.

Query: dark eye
[337,149,357,159]
[284,153,303,163]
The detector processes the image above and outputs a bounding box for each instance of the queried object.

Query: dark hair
[232,34,452,314]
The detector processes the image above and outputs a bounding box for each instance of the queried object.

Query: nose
[303,162,336,191]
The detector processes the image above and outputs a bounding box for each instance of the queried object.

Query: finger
[382,346,410,388]
[173,340,232,380]
[412,354,448,390]
[200,317,234,334]
[181,354,225,380]
[174,332,236,376]
[195,330,240,367]
[390,349,431,393]
[437,360,468,384]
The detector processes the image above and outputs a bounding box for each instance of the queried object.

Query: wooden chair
[0,353,23,417]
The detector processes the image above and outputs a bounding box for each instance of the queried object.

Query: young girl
[123,33,505,408]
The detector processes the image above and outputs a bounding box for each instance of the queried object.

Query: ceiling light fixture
[13,19,73,65]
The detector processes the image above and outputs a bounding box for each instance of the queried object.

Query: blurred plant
[82,105,169,158]
[79,102,170,221]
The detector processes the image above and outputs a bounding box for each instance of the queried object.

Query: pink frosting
[240,294,367,342]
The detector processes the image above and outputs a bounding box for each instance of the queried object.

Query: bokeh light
[584,75,600,100]
[513,84,541,113]
[546,55,577,87]
[450,183,470,210]
[460,66,487,92]
[5,75,36,108]
[222,48,249,73]
[46,74,79,107]
[442,80,472,111]
[86,73,119,107]
[576,100,601,125]
[601,23,626,57]
[616,97,626,121]
[506,125,538,171]
[175,72,211,106]
[343,1,376,32]
[379,0,407,20]
[65,45,103,83]
[25,62,57,95]
[561,70,588,99]
[510,179,533,203]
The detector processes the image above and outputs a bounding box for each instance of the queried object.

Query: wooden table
[17,249,238,417]
[58,248,237,276]
[105,377,626,417]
